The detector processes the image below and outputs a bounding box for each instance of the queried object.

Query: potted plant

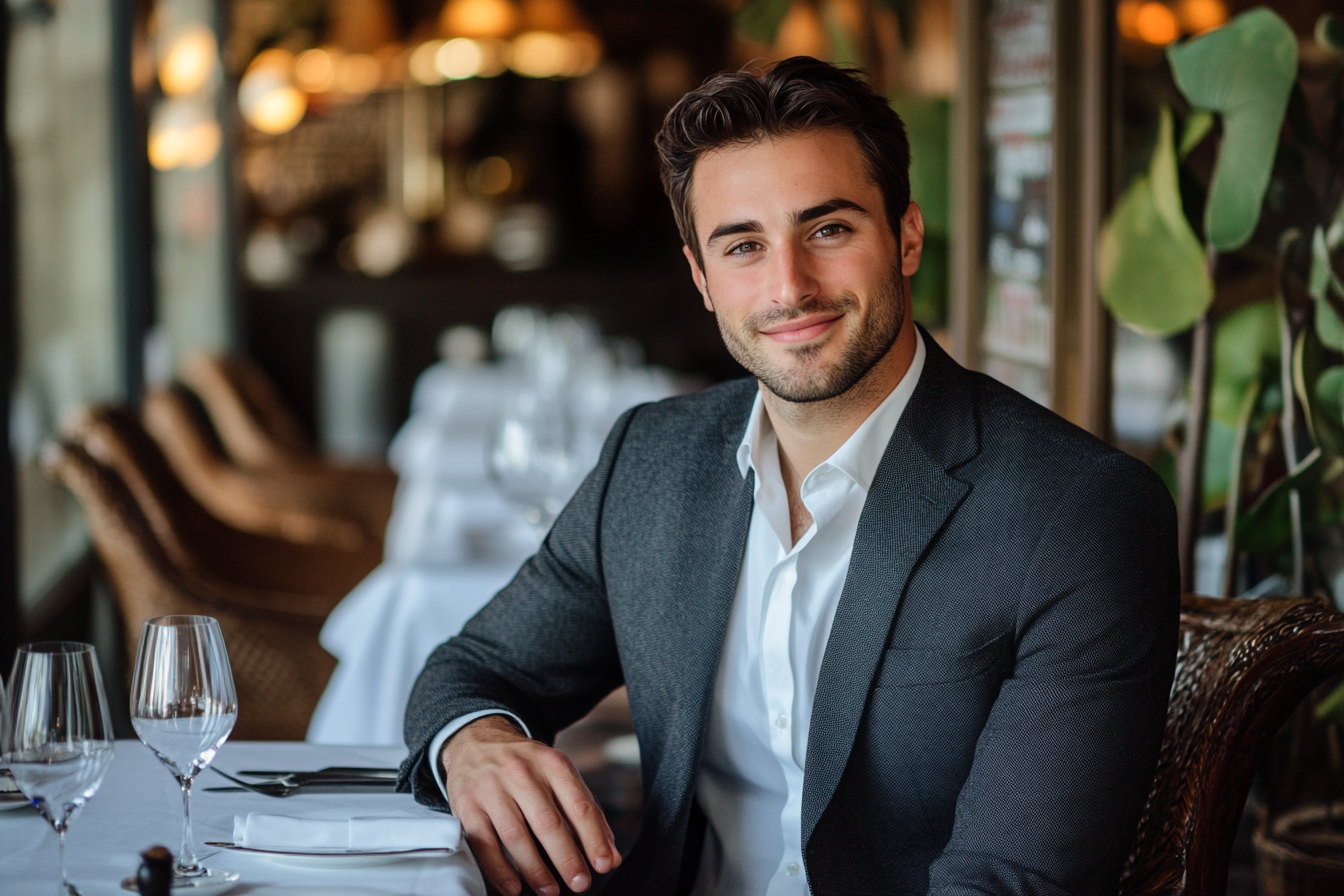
[1098,8,1344,890]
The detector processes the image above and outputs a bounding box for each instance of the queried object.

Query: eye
[727,240,761,256]
[812,222,850,240]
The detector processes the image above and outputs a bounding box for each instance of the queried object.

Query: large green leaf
[1098,106,1213,336]
[1203,417,1238,510]
[1318,13,1344,55]
[1167,8,1298,252]
[1312,226,1344,350]
[1235,448,1328,554]
[1296,332,1344,457]
[1210,299,1280,426]
[1314,365,1344,457]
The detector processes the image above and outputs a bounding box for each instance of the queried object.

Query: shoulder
[969,370,1165,497]
[621,376,756,445]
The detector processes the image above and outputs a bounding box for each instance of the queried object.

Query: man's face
[683,128,923,403]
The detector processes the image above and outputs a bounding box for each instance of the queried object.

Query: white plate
[205,842,455,869]
[0,790,31,811]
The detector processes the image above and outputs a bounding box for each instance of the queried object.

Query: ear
[899,202,925,278]
[683,245,714,312]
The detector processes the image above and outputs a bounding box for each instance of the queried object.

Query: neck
[763,320,918,481]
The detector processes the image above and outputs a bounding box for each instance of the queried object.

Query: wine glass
[487,386,580,534]
[131,615,238,887]
[3,642,115,895]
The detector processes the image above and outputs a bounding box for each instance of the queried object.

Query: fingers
[486,796,564,896]
[546,755,620,875]
[511,769,593,892]
[444,724,621,895]
[459,808,523,896]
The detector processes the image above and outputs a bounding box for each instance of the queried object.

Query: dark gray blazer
[400,332,1180,896]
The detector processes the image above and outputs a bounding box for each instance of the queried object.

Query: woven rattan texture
[44,441,336,741]
[1120,594,1344,896]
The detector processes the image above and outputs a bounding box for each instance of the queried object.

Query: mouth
[758,313,843,344]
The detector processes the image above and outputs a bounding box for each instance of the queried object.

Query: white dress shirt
[691,330,924,896]
[430,332,926,896]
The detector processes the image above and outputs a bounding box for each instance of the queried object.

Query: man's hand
[442,715,622,896]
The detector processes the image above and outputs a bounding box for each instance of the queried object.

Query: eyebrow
[702,198,871,249]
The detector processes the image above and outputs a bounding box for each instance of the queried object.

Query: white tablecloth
[307,360,675,747]
[306,563,519,746]
[0,741,485,896]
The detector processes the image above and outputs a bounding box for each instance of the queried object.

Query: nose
[772,242,820,309]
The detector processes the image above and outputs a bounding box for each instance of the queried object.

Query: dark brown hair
[655,56,911,265]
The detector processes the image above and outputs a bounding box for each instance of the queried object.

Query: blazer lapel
[801,336,979,846]
[639,383,758,848]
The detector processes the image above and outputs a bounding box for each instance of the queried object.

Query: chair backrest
[1120,594,1344,896]
[141,385,373,549]
[62,404,377,599]
[181,352,316,470]
[41,440,337,740]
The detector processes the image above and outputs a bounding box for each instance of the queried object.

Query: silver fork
[207,767,301,797]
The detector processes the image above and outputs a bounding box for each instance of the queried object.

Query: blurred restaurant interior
[4,0,1344,891]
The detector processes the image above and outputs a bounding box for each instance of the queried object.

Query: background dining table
[307,354,675,747]
[0,740,486,896]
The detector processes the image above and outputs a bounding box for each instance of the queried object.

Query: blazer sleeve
[397,405,640,810]
[926,452,1180,896]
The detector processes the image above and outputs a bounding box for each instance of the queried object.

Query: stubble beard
[713,264,907,404]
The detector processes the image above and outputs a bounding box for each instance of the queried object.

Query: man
[400,57,1179,896]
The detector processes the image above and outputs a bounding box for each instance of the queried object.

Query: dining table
[0,740,486,896]
[307,357,675,747]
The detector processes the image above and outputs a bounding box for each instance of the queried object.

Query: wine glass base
[119,868,240,895]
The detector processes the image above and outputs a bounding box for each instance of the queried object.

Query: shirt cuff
[427,710,532,802]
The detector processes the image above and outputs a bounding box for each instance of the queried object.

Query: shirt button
[775,714,788,729]
[786,862,801,876]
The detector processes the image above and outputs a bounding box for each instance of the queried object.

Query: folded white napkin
[233,813,461,851]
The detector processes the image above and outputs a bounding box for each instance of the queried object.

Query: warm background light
[158,26,217,96]
[437,38,486,79]
[149,99,221,170]
[565,32,601,77]
[473,156,513,195]
[440,0,519,39]
[294,47,338,93]
[1176,0,1228,34]
[239,50,308,135]
[510,30,574,78]
[1135,2,1180,46]
[1117,0,1143,41]
[409,41,447,84]
[336,53,382,94]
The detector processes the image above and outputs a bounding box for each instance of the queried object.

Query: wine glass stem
[57,826,69,895]
[177,777,200,874]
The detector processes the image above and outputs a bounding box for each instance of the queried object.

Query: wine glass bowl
[131,615,238,887]
[487,386,580,532]
[3,641,115,895]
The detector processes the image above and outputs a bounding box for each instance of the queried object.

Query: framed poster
[950,0,1112,435]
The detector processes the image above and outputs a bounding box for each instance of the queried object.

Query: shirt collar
[735,327,927,490]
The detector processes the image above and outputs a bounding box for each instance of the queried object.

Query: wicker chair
[141,385,390,550]
[181,352,398,502]
[180,351,318,470]
[42,440,336,740]
[1120,594,1344,896]
[62,404,377,602]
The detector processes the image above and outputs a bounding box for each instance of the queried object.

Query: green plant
[1099,8,1344,598]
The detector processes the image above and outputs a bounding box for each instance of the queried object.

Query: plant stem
[1222,381,1260,596]
[1278,253,1306,596]
[178,776,200,875]
[1180,311,1214,593]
